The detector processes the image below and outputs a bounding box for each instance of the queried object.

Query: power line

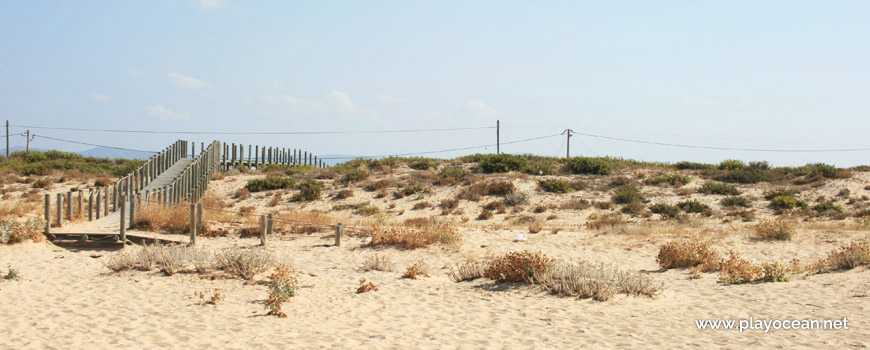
[13,124,494,135]
[31,134,158,154]
[574,132,870,153]
[320,133,564,160]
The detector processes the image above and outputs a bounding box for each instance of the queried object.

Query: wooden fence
[219,143,325,170]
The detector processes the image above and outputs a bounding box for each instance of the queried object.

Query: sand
[2,168,870,349]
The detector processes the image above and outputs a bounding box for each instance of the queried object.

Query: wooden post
[120,195,126,242]
[335,223,343,247]
[66,191,72,220]
[104,188,109,217]
[95,189,101,219]
[248,145,252,167]
[112,186,118,212]
[44,194,50,234]
[56,193,63,228]
[88,190,94,221]
[129,195,136,229]
[77,191,83,219]
[267,213,274,238]
[496,119,500,154]
[259,214,267,246]
[189,204,197,246]
[197,203,203,233]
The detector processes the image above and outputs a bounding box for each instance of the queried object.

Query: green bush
[0,150,144,176]
[401,183,431,196]
[409,158,438,170]
[612,184,643,204]
[748,161,770,170]
[646,173,691,187]
[566,157,612,175]
[697,182,741,195]
[673,161,714,170]
[525,157,560,175]
[718,159,746,171]
[677,200,711,213]
[763,188,798,200]
[246,176,295,192]
[293,179,323,201]
[812,201,843,213]
[339,167,369,184]
[721,196,751,208]
[715,168,768,184]
[770,195,807,210]
[649,203,681,218]
[440,166,469,182]
[475,154,528,173]
[538,179,574,193]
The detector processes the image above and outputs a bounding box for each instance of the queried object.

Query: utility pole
[26,130,30,152]
[496,120,500,154]
[5,120,9,157]
[565,129,573,158]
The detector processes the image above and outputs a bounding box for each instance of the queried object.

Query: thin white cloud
[272,82,285,89]
[168,72,210,89]
[194,0,227,10]
[464,99,498,117]
[127,69,145,77]
[256,89,377,118]
[682,95,721,107]
[374,94,406,103]
[146,105,190,120]
[90,93,110,103]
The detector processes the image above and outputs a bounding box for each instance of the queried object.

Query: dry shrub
[546,214,558,220]
[477,209,494,220]
[403,217,435,227]
[595,201,613,210]
[484,200,506,213]
[189,247,216,274]
[0,217,45,244]
[367,224,461,249]
[94,177,113,187]
[528,221,543,233]
[335,189,354,199]
[135,203,190,233]
[447,260,487,282]
[560,198,590,211]
[361,254,395,272]
[534,260,663,301]
[402,262,430,279]
[216,248,275,280]
[533,205,547,213]
[717,251,762,284]
[364,179,392,192]
[239,206,256,216]
[201,193,228,209]
[504,192,529,206]
[440,198,460,215]
[656,241,721,271]
[234,188,250,200]
[356,278,379,293]
[812,242,870,273]
[265,265,299,317]
[31,177,52,189]
[268,195,282,207]
[458,180,515,201]
[194,288,225,307]
[584,213,625,230]
[412,201,433,210]
[157,244,191,276]
[621,202,646,216]
[375,191,387,199]
[755,218,797,240]
[483,251,553,283]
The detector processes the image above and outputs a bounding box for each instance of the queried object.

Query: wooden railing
[219,143,326,170]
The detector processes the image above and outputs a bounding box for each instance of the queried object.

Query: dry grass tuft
[534,260,663,301]
[134,204,190,233]
[656,240,721,271]
[811,242,870,273]
[755,217,797,240]
[483,251,553,283]
[402,262,431,279]
[367,224,461,249]
[528,221,543,233]
[477,209,494,220]
[361,254,395,272]
[216,248,276,280]
[584,213,625,230]
[716,251,761,284]
[447,260,488,282]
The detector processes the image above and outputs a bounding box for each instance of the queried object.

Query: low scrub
[0,217,45,244]
[447,260,487,282]
[566,157,612,175]
[366,224,461,249]
[677,200,710,214]
[811,242,870,273]
[612,184,643,204]
[292,179,323,201]
[534,260,663,301]
[721,196,751,208]
[645,173,691,187]
[648,203,681,219]
[265,265,300,318]
[134,204,190,233]
[538,179,574,193]
[246,176,295,192]
[755,218,796,240]
[698,182,741,195]
[216,247,276,280]
[483,251,554,283]
[361,254,395,272]
[475,154,529,173]
[458,180,515,200]
[402,262,431,280]
[656,241,721,271]
[770,195,808,210]
[0,150,143,176]
[585,213,625,230]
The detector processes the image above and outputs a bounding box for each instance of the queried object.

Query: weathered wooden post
[120,195,126,242]
[259,214,267,247]
[44,194,50,234]
[255,145,259,168]
[189,203,197,246]
[104,188,109,216]
[197,203,203,233]
[88,190,94,221]
[129,195,136,229]
[335,223,343,247]
[95,189,101,219]
[77,191,83,219]
[267,213,274,238]
[112,186,118,212]
[56,193,63,228]
[66,191,72,221]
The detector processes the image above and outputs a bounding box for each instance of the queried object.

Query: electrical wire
[573,132,870,153]
[319,133,564,160]
[31,134,158,154]
[14,124,494,135]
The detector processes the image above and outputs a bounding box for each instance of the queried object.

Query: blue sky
[1,1,868,166]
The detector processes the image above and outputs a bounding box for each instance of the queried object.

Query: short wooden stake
[196,203,203,232]
[120,195,127,241]
[44,194,50,234]
[95,189,101,219]
[56,193,63,228]
[129,196,136,228]
[259,214,267,246]
[66,192,72,220]
[189,204,197,246]
[88,191,94,221]
[267,213,274,238]
[335,223,343,247]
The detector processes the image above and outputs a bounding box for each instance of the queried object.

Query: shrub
[674,161,714,170]
[721,196,751,208]
[265,265,299,318]
[478,154,528,173]
[364,179,392,192]
[755,218,796,240]
[528,221,544,233]
[812,201,844,213]
[409,158,438,170]
[361,255,395,272]
[246,176,295,192]
[504,192,528,206]
[156,244,190,276]
[612,184,643,204]
[715,168,768,184]
[401,183,430,196]
[339,168,369,184]
[760,262,790,282]
[585,213,624,230]
[356,205,380,216]
[293,179,323,201]
[770,195,807,210]
[566,157,612,175]
[645,173,691,187]
[477,209,494,220]
[698,182,741,195]
[334,189,354,199]
[367,224,461,249]
[31,177,52,189]
[439,166,469,183]
[763,188,798,200]
[534,260,663,301]
[538,179,574,193]
[559,198,590,211]
[447,260,487,282]
[0,217,45,244]
[649,203,681,218]
[717,251,762,284]
[718,159,746,170]
[412,201,433,210]
[234,188,251,200]
[748,161,770,170]
[356,278,379,293]
[134,204,190,233]
[813,242,870,272]
[402,262,431,279]
[483,201,506,213]
[439,198,460,215]
[525,157,560,176]
[483,251,554,283]
[216,248,275,280]
[677,200,710,213]
[486,181,515,195]
[656,241,721,271]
